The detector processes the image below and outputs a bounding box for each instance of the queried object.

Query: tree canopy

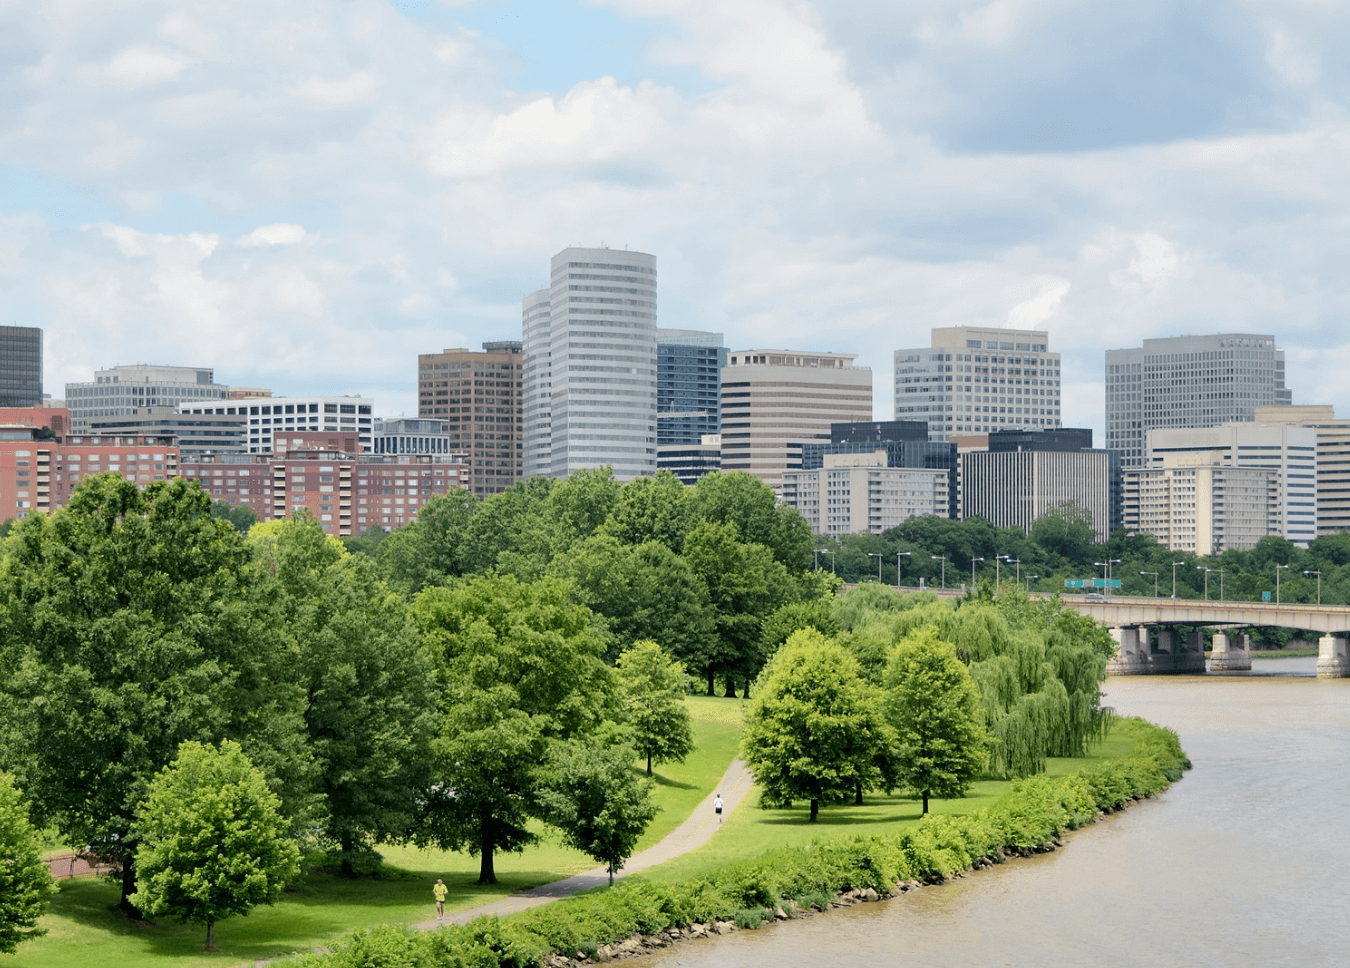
[615,641,695,777]
[0,773,53,955]
[131,740,300,951]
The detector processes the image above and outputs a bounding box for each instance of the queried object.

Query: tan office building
[417,341,523,497]
[719,350,872,491]
[1253,405,1350,537]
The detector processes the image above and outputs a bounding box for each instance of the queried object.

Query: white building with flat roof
[66,364,228,434]
[782,452,949,536]
[1253,405,1350,538]
[1143,421,1316,546]
[184,396,374,453]
[895,326,1062,442]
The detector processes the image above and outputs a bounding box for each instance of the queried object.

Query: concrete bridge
[1051,595,1350,679]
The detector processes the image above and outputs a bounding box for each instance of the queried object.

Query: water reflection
[643,662,1350,968]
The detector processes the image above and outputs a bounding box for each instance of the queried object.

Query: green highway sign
[1064,579,1085,588]
[1094,579,1123,588]
[1066,579,1122,589]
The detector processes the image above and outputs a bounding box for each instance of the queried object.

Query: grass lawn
[635,720,1144,886]
[2,696,745,968]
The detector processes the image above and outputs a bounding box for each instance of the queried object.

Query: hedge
[291,717,1188,968]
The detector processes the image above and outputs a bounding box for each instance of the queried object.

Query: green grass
[2,697,745,968]
[637,724,1140,886]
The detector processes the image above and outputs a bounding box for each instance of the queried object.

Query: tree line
[0,469,819,950]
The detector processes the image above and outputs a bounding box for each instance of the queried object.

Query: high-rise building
[182,396,374,454]
[719,350,872,491]
[656,433,722,485]
[1105,333,1291,470]
[894,326,1061,442]
[1124,462,1280,556]
[522,247,658,481]
[1140,422,1317,546]
[962,448,1114,541]
[0,326,42,408]
[417,341,523,496]
[1254,405,1350,537]
[657,329,727,445]
[66,364,228,434]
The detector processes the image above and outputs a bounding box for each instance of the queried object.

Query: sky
[4,0,1350,441]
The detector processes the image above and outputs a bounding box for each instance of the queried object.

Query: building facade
[1123,462,1280,556]
[720,350,872,491]
[85,406,247,456]
[782,452,950,536]
[522,247,658,481]
[894,326,1061,442]
[0,326,42,408]
[656,434,722,486]
[182,396,374,454]
[372,418,457,457]
[0,429,179,521]
[657,329,727,445]
[1143,422,1317,545]
[417,341,523,495]
[801,437,957,519]
[1253,405,1350,538]
[66,365,228,434]
[1105,333,1291,470]
[961,449,1114,541]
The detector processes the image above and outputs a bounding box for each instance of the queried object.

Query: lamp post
[821,549,836,574]
[867,552,883,584]
[1172,561,1186,599]
[1276,562,1289,604]
[931,555,947,589]
[1305,569,1322,605]
[1197,566,1212,601]
[1027,575,1039,594]
[895,551,911,590]
[1219,568,1225,602]
[1106,558,1121,583]
[970,557,984,590]
[1141,571,1159,597]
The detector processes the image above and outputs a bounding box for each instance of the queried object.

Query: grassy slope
[2,697,744,968]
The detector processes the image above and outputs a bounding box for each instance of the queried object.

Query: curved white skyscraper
[522,247,658,481]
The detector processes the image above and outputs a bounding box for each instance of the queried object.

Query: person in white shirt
[714,793,724,823]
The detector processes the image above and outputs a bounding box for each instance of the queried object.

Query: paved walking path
[414,757,755,931]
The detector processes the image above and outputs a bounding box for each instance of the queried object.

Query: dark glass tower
[0,325,42,407]
[657,329,727,446]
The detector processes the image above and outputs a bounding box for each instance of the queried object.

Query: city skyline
[4,2,1349,447]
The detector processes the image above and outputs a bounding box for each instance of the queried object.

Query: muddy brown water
[644,657,1350,967]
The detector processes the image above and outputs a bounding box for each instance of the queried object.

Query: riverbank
[280,717,1188,968]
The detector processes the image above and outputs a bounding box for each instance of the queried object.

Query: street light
[820,549,836,573]
[1141,571,1159,597]
[1027,575,1039,594]
[1197,566,1213,601]
[931,555,947,589]
[970,557,984,590]
[866,552,883,584]
[1305,569,1323,605]
[1172,561,1186,599]
[1276,562,1289,604]
[895,551,912,590]
[1219,568,1225,602]
[1106,558,1121,582]
[999,555,1021,586]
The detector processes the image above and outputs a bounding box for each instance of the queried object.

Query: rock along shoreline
[541,796,1156,968]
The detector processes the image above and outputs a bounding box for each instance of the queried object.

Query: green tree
[374,488,477,592]
[616,641,695,776]
[538,734,658,885]
[250,515,438,876]
[458,477,556,577]
[0,774,53,955]
[684,521,794,696]
[687,471,813,571]
[760,600,840,663]
[599,470,690,551]
[411,575,619,884]
[132,740,300,952]
[210,499,258,535]
[1028,502,1097,569]
[883,627,990,814]
[0,475,307,912]
[741,630,891,822]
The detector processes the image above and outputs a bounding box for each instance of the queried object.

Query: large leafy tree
[687,470,813,572]
[615,641,695,776]
[684,521,795,696]
[0,475,308,912]
[537,734,658,885]
[883,627,990,813]
[741,630,892,822]
[411,574,619,884]
[250,516,438,875]
[0,773,53,955]
[599,470,691,552]
[375,488,478,592]
[131,740,300,952]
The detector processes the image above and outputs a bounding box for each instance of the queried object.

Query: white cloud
[239,223,308,247]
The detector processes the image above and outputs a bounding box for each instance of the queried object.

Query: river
[645,657,1350,967]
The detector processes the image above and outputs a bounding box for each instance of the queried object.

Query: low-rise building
[781,451,950,536]
[86,405,247,456]
[183,395,375,454]
[0,428,179,521]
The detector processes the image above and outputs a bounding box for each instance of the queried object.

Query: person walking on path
[714,793,723,823]
[433,879,448,920]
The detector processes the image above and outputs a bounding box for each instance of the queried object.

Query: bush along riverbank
[291,718,1189,968]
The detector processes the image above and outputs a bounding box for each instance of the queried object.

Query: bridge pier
[1317,636,1350,678]
[1106,627,1207,675]
[1209,632,1252,671]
